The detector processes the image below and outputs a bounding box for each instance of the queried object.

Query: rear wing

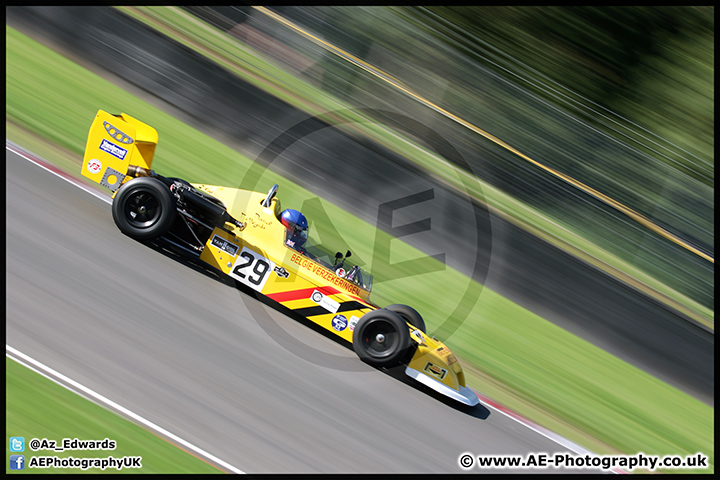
[81,110,158,192]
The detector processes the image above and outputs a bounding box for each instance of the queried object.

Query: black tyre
[112,177,176,241]
[384,304,426,333]
[352,310,412,368]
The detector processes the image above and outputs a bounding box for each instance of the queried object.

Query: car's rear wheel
[352,310,411,368]
[384,304,426,333]
[112,177,176,241]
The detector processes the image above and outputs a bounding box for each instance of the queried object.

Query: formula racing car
[81,109,479,407]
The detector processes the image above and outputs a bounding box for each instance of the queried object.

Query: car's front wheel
[112,177,176,241]
[352,310,411,368]
[384,304,426,333]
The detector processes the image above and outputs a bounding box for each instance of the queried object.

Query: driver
[280,209,309,253]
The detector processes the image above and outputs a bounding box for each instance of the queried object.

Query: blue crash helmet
[280,209,308,248]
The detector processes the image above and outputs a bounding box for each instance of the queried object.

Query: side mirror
[345,250,352,258]
[335,252,343,259]
[261,184,278,207]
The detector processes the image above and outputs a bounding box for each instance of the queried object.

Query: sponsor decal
[87,158,102,175]
[348,315,360,332]
[103,121,134,144]
[332,314,348,331]
[99,139,128,160]
[411,329,425,344]
[197,185,220,196]
[336,268,345,278]
[210,234,239,257]
[423,361,448,381]
[241,211,273,230]
[289,253,361,296]
[310,289,340,313]
[435,346,458,365]
[273,266,290,278]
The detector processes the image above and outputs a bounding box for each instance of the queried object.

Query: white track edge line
[6,141,111,205]
[6,345,245,474]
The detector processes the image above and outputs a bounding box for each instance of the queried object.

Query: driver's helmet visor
[295,225,308,242]
[286,224,308,247]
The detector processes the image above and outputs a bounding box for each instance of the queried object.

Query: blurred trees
[184,6,714,307]
[418,6,713,185]
[394,7,714,308]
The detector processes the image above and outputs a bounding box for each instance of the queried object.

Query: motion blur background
[11,6,713,315]
[197,6,714,311]
[5,6,714,470]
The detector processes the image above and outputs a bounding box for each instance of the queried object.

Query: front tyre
[384,304,426,333]
[352,310,411,368]
[112,177,176,241]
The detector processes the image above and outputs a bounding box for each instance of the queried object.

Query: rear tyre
[112,177,176,241]
[352,310,411,368]
[384,304,426,333]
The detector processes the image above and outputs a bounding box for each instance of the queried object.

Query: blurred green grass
[5,25,713,472]
[6,358,222,474]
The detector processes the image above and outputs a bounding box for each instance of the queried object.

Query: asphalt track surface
[6,151,613,473]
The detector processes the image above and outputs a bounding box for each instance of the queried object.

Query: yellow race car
[81,110,479,407]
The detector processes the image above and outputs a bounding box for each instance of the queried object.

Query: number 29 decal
[229,247,275,292]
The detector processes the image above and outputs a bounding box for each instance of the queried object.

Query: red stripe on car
[266,286,340,303]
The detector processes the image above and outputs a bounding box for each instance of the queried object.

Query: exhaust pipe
[176,186,245,231]
[127,165,156,178]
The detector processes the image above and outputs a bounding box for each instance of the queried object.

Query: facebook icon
[10,455,25,470]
